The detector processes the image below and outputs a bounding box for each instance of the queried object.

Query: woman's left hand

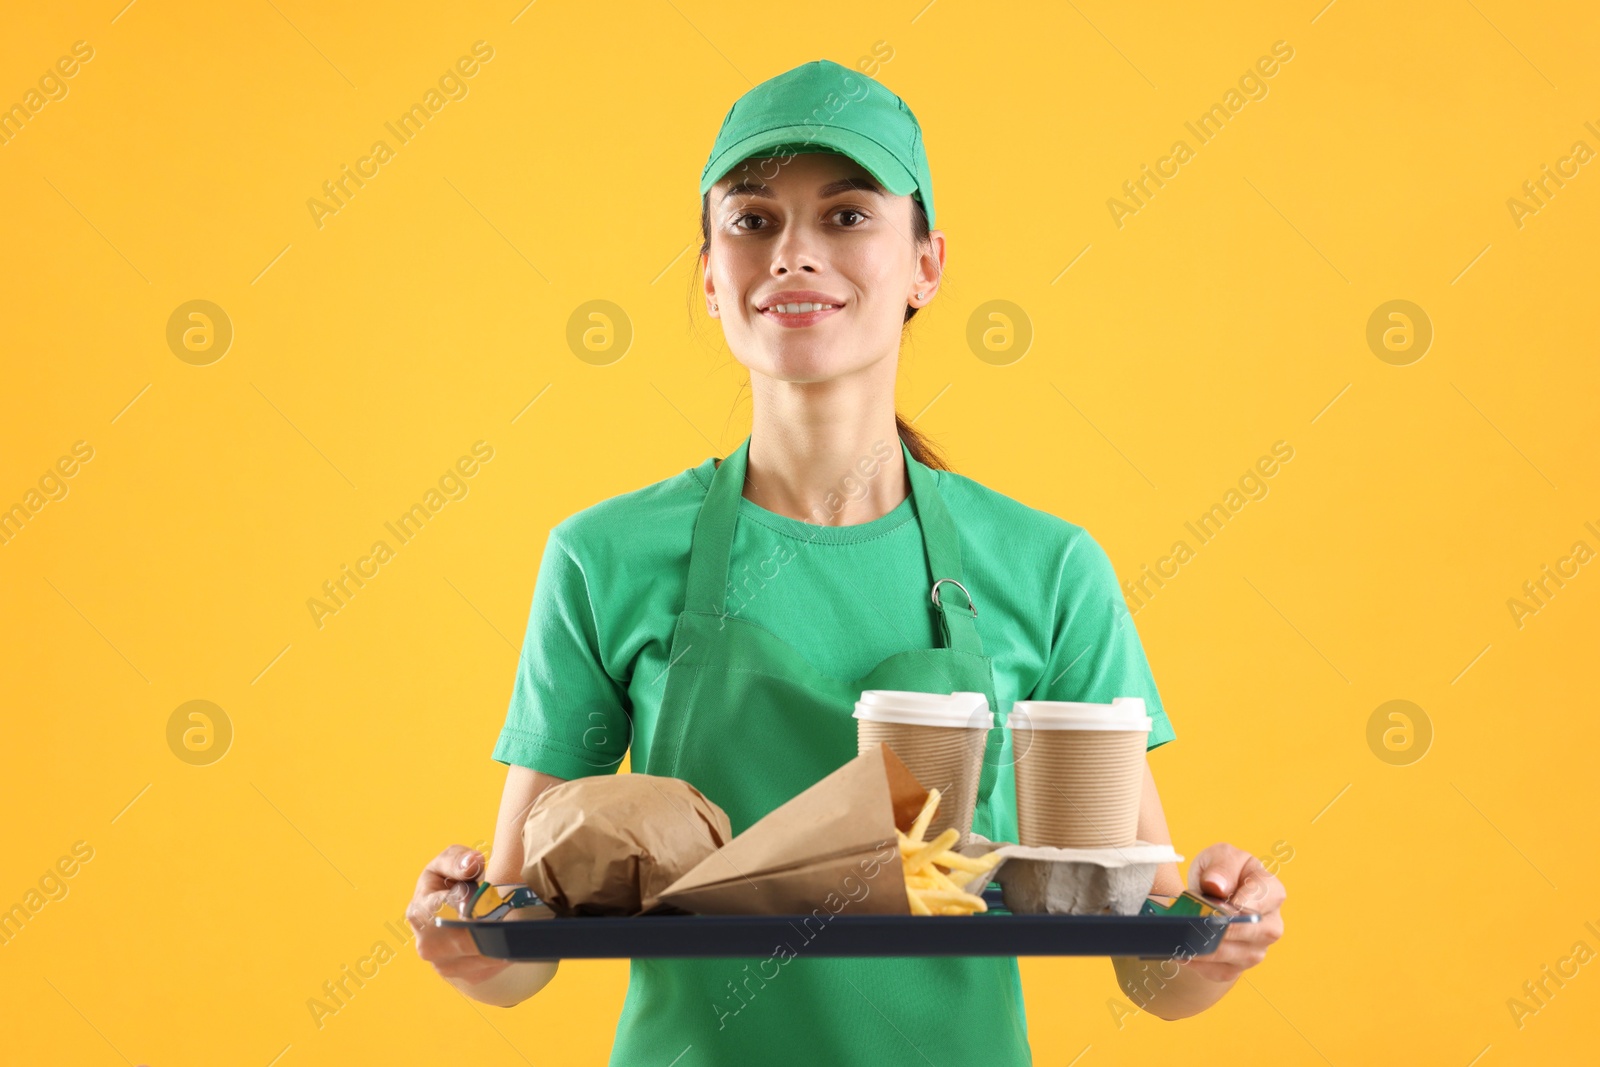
[1177,842,1286,983]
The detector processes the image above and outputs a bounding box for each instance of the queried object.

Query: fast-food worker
[408,58,1286,1064]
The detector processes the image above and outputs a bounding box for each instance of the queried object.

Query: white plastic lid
[853,690,993,728]
[1005,696,1152,732]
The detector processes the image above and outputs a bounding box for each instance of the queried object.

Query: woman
[408,58,1285,1063]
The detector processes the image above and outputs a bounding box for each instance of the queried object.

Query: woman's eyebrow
[816,177,886,198]
[720,176,887,202]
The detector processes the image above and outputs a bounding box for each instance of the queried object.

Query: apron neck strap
[685,435,982,654]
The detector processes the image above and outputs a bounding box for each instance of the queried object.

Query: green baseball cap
[699,59,936,228]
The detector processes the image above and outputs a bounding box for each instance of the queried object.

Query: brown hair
[697,187,951,472]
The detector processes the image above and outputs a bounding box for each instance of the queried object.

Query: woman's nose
[769,223,823,275]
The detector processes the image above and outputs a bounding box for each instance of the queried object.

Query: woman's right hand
[406,845,513,985]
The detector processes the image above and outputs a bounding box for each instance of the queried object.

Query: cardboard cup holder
[953,836,1184,916]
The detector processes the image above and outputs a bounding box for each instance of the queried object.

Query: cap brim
[699,124,918,199]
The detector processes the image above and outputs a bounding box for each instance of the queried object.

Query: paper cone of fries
[651,743,926,915]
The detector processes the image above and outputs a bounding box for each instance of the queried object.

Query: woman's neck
[737,370,908,527]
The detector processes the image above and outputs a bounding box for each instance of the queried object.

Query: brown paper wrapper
[654,743,926,916]
[519,774,733,916]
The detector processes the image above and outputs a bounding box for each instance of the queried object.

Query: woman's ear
[702,253,719,317]
[911,229,946,306]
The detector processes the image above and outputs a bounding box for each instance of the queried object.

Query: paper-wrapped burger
[519,774,734,916]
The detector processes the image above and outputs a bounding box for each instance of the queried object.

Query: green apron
[618,434,1032,1066]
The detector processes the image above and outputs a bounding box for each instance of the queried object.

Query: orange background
[2,1,1597,1063]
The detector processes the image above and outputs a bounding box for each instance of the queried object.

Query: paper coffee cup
[855,690,992,845]
[1005,697,1151,849]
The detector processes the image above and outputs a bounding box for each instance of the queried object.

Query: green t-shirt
[492,449,1175,1064]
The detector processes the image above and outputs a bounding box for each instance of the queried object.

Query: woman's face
[703,151,943,385]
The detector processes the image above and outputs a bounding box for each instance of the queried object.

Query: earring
[916,292,924,300]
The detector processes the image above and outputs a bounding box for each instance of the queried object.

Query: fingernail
[460,854,474,870]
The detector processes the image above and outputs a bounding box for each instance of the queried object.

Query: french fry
[903,828,960,872]
[898,788,1001,916]
[907,787,940,843]
[912,888,988,909]
[932,851,1001,875]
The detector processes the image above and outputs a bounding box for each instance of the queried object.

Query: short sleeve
[491,529,632,778]
[1029,530,1175,751]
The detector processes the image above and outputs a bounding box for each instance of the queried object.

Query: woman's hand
[406,845,513,985]
[1177,842,1286,983]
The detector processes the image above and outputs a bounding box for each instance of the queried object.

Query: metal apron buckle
[930,577,977,618]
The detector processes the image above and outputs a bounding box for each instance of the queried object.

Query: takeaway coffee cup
[1005,698,1152,849]
[854,690,993,845]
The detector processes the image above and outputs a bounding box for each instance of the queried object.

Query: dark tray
[437,887,1258,961]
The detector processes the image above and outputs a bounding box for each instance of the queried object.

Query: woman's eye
[729,208,867,231]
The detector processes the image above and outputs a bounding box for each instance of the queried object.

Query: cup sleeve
[491,529,632,779]
[1026,530,1175,751]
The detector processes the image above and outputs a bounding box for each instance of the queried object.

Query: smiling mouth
[758,302,844,327]
[764,301,839,314]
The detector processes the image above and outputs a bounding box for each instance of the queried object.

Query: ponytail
[895,414,950,471]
